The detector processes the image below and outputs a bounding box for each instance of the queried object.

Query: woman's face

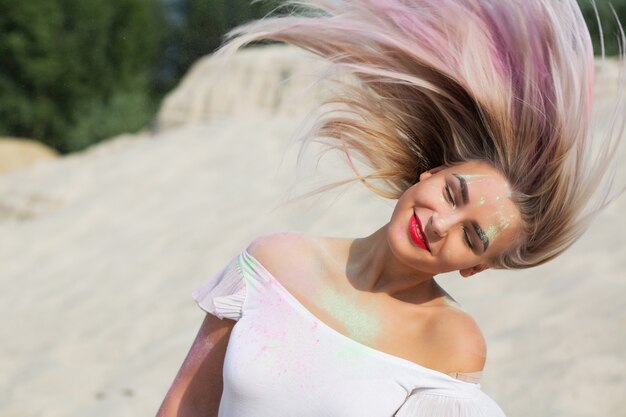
[387,160,522,277]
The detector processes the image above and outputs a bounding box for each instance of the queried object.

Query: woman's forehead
[442,162,511,194]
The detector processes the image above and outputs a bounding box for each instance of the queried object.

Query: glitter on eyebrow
[485,225,499,240]
[472,222,489,251]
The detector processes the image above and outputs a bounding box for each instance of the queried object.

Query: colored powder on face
[317,286,381,346]
[503,182,512,197]
[482,211,515,248]
[460,174,490,186]
[460,174,489,179]
[478,196,486,206]
[490,207,515,235]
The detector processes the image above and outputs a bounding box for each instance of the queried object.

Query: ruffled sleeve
[394,389,507,417]
[192,252,247,321]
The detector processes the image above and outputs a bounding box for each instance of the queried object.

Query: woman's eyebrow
[471,221,490,252]
[452,173,469,204]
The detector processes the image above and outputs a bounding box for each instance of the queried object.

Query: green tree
[0,0,165,153]
[162,0,279,93]
[0,0,66,144]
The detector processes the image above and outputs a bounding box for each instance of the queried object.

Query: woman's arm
[156,313,236,417]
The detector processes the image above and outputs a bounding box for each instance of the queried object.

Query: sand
[0,45,624,417]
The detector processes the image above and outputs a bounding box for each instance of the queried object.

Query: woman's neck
[317,225,444,305]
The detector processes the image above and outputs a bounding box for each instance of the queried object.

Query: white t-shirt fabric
[192,247,507,417]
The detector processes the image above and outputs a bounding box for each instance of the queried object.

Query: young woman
[157,0,625,415]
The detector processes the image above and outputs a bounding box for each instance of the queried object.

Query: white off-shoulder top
[192,248,507,417]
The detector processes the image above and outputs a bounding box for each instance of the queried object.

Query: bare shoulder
[245,231,330,299]
[419,306,487,373]
[246,231,319,275]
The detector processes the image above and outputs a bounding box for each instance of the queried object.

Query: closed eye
[444,182,473,251]
[444,185,456,208]
[462,226,474,250]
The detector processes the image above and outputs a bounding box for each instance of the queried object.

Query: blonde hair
[213,0,626,269]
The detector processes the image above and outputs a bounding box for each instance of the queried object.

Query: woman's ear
[418,165,447,182]
[459,264,489,278]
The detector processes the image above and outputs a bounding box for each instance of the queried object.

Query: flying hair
[211,0,626,269]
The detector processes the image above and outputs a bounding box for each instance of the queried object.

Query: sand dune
[0,45,624,417]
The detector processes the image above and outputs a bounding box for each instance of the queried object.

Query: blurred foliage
[578,0,626,56]
[64,82,157,151]
[0,0,625,155]
[0,0,165,153]
[159,0,280,94]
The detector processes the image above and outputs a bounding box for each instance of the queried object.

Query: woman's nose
[429,211,455,237]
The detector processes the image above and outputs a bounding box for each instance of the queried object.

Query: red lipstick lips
[409,211,430,252]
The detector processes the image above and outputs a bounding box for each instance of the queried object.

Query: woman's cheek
[438,243,470,271]
[440,249,457,271]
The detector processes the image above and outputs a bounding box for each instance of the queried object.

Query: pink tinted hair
[213,0,626,269]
